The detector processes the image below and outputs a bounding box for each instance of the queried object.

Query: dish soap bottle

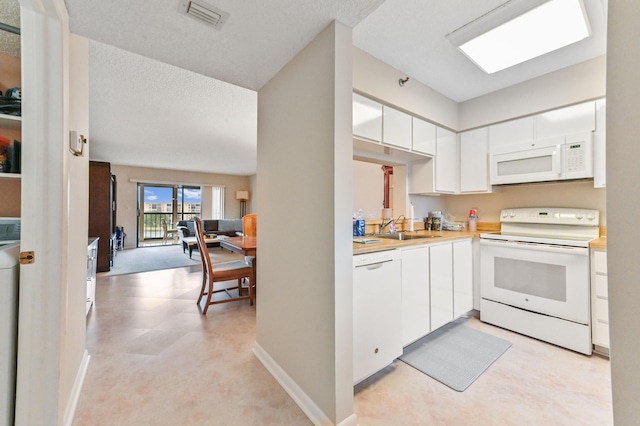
[468,209,477,232]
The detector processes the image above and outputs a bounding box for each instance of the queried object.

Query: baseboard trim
[63,350,90,426]
[253,342,357,426]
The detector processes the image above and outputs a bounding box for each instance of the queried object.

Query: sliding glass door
[137,184,202,246]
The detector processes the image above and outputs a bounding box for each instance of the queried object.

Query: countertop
[353,228,608,254]
[353,230,482,255]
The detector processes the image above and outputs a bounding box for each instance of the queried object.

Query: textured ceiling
[64,0,608,176]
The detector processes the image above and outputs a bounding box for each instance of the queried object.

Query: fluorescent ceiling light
[447,0,591,74]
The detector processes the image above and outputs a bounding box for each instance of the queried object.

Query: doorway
[137,183,202,246]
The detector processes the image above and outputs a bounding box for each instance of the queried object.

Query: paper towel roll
[409,205,415,231]
[381,208,393,219]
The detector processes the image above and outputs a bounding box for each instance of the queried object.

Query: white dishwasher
[353,249,402,384]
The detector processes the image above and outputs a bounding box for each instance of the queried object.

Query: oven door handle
[480,238,589,255]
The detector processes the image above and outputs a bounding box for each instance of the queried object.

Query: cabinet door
[412,117,436,155]
[459,127,489,193]
[594,99,606,188]
[489,116,534,149]
[591,249,609,349]
[453,240,473,317]
[353,93,382,143]
[382,105,412,150]
[401,246,430,346]
[435,127,458,193]
[408,158,435,195]
[535,101,596,140]
[353,258,402,383]
[430,243,453,330]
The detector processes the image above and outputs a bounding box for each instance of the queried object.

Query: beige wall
[443,181,607,226]
[257,21,355,424]
[606,1,640,423]
[60,33,90,420]
[459,55,606,130]
[353,160,383,217]
[353,47,459,130]
[109,165,250,248]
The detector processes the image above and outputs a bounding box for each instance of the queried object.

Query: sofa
[176,219,244,258]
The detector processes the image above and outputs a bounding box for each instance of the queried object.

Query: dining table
[220,236,257,295]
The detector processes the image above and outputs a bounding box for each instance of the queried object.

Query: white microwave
[490,132,593,185]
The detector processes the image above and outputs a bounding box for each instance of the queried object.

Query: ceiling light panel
[177,0,229,30]
[447,0,591,74]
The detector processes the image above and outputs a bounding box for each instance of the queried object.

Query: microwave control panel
[566,142,586,172]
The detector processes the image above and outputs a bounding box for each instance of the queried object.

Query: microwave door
[491,144,562,185]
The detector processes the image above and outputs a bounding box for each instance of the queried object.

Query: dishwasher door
[353,250,402,384]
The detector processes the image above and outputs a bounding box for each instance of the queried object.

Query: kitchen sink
[371,233,441,240]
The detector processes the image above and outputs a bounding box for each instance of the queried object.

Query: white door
[435,127,458,193]
[459,127,489,192]
[453,240,473,317]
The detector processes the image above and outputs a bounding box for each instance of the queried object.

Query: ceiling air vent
[177,0,229,30]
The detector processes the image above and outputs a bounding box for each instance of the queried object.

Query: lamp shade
[236,191,249,201]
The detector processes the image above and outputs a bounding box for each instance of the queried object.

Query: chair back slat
[195,217,213,274]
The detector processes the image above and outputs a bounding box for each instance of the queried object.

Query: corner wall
[605,2,640,423]
[256,21,355,425]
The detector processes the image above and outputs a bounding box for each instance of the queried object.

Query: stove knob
[586,212,596,221]
[501,210,508,219]
[509,210,516,218]
[576,212,584,220]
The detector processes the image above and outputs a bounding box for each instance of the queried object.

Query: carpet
[399,317,511,392]
[103,244,243,276]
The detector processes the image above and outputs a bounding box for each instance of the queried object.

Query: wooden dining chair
[242,213,257,237]
[194,217,254,314]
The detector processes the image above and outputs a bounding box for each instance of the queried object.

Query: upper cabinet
[459,127,490,193]
[382,106,412,150]
[412,117,436,156]
[434,127,458,193]
[489,116,534,149]
[353,93,382,143]
[535,102,596,140]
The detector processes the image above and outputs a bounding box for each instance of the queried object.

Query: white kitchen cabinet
[435,127,458,193]
[430,243,453,330]
[591,249,609,352]
[459,127,490,193]
[353,93,382,143]
[408,158,435,195]
[412,117,436,156]
[489,116,534,149]
[535,101,596,140]
[382,105,412,150]
[453,239,473,317]
[401,245,430,347]
[353,251,402,384]
[594,99,606,188]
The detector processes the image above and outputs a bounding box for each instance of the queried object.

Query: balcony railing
[142,212,200,239]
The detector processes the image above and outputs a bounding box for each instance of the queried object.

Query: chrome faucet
[379,215,406,234]
[379,218,395,234]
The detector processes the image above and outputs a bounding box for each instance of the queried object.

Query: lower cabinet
[591,249,609,352]
[353,251,402,384]
[430,243,454,330]
[453,240,473,317]
[401,245,430,346]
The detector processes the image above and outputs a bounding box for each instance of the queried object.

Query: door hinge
[20,251,35,264]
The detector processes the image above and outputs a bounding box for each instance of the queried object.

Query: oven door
[480,238,590,324]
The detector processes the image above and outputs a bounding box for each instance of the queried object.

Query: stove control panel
[500,208,599,225]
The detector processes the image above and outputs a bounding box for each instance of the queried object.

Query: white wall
[109,165,250,248]
[606,2,640,423]
[459,55,606,130]
[256,21,355,425]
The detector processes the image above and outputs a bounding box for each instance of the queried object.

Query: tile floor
[73,261,613,425]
